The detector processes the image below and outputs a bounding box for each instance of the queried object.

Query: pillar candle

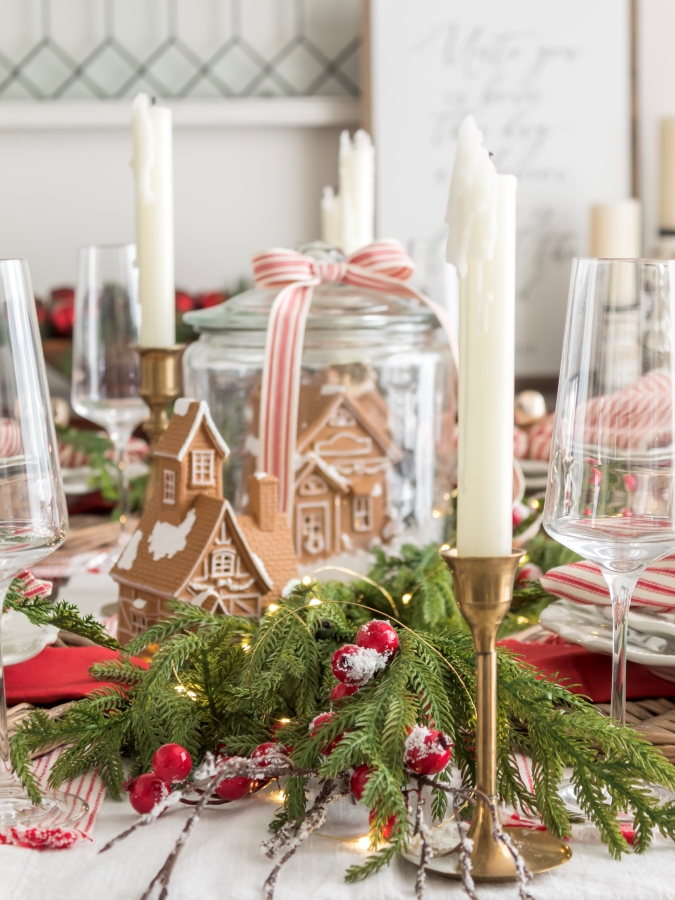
[446,116,516,557]
[589,199,641,259]
[320,129,375,255]
[131,94,176,348]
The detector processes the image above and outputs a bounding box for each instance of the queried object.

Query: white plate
[1,610,59,666]
[539,600,675,667]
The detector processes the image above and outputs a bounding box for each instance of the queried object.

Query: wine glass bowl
[71,244,147,547]
[0,259,87,827]
[544,259,675,722]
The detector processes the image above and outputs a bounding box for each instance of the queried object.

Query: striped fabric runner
[252,240,458,517]
[541,555,675,613]
[0,746,105,849]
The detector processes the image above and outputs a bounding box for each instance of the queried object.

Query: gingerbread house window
[191,450,215,486]
[212,550,235,577]
[353,496,373,532]
[163,469,176,505]
[131,612,147,634]
[300,475,328,496]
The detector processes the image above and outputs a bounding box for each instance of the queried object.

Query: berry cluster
[127,743,192,814]
[330,619,399,696]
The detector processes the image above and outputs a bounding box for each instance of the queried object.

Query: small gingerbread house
[293,387,402,563]
[111,398,298,646]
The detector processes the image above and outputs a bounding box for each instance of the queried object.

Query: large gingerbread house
[111,398,298,646]
[292,386,402,564]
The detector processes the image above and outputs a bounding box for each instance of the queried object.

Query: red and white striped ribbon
[252,239,458,515]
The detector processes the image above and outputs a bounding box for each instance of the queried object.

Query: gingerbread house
[111,398,298,646]
[292,386,402,563]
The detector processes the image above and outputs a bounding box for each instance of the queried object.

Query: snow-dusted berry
[129,773,168,814]
[350,764,373,802]
[403,726,452,775]
[355,620,399,658]
[331,682,359,702]
[152,743,192,783]
[330,644,387,686]
[215,760,253,802]
[251,741,288,768]
[309,712,342,754]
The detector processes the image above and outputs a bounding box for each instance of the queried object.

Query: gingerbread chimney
[248,473,278,532]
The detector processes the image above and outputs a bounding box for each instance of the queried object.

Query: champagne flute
[71,244,147,554]
[0,259,87,826]
[544,258,675,724]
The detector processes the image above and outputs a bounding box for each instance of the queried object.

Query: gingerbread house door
[296,502,330,558]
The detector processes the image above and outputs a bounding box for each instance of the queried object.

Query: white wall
[0,107,353,298]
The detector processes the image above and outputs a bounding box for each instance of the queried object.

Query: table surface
[4,570,669,899]
[0,785,673,900]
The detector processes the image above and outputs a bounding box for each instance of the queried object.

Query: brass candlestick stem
[137,345,185,500]
[441,548,571,880]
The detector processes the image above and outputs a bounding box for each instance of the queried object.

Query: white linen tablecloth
[0,785,674,900]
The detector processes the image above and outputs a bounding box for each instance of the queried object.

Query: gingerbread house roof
[154,398,230,461]
[295,451,351,494]
[111,493,229,597]
[237,510,299,600]
[296,388,402,463]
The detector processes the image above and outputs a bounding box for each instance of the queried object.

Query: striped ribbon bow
[251,239,458,517]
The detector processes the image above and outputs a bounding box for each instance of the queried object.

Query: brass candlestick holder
[441,548,572,880]
[137,345,185,500]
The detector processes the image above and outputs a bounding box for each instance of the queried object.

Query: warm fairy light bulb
[268,603,279,613]
[439,543,450,552]
[520,553,530,565]
[278,718,291,724]
[432,509,441,518]
[530,498,540,509]
[302,575,313,586]
[356,836,370,850]
[308,597,322,607]
[516,616,529,625]
[175,685,185,693]
[402,593,412,605]
[241,643,250,652]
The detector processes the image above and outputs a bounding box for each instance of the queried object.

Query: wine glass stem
[110,432,132,542]
[606,573,639,723]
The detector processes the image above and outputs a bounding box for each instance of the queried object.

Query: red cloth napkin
[5,647,147,706]
[499,637,675,703]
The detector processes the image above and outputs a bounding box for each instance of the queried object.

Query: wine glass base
[0,783,89,829]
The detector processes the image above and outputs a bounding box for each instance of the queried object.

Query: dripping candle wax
[446,116,516,557]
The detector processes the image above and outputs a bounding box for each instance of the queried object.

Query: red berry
[355,621,399,658]
[331,682,359,702]
[251,741,288,768]
[152,743,192,783]
[309,712,343,755]
[369,809,396,840]
[350,764,373,802]
[403,726,453,775]
[623,474,638,492]
[214,758,253,801]
[50,298,75,337]
[129,773,167,814]
[331,644,385,686]
[175,290,195,314]
[516,563,543,585]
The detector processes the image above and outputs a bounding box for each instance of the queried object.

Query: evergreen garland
[8,540,675,895]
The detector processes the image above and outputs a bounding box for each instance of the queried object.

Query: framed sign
[367,0,631,375]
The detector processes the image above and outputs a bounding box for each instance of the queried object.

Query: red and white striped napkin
[541,555,675,613]
[0,747,105,849]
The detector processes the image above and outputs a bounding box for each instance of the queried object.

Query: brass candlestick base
[137,345,185,500]
[440,548,572,880]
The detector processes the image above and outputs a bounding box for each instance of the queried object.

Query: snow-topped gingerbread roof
[154,398,230,461]
[295,451,351,494]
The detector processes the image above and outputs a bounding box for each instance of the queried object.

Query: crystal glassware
[0,259,87,826]
[544,258,675,723]
[71,244,147,550]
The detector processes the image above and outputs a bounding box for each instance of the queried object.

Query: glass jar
[183,254,456,570]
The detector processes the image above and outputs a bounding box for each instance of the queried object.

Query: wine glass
[0,259,87,826]
[544,258,675,724]
[71,244,147,556]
